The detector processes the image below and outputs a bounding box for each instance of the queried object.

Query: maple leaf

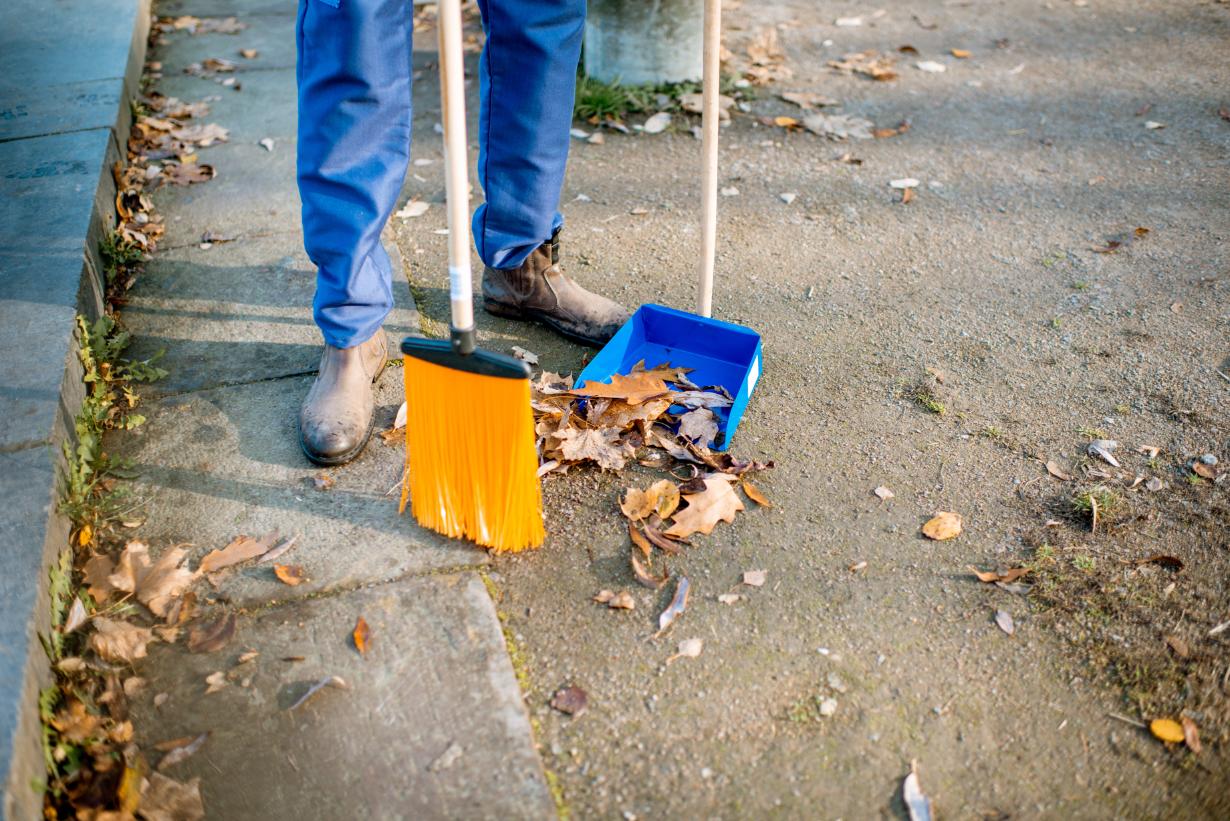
[90,617,154,664]
[665,477,745,537]
[140,773,205,821]
[569,371,671,405]
[108,541,197,617]
[589,397,673,430]
[555,427,632,470]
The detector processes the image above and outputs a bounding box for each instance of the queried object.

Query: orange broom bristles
[399,354,545,552]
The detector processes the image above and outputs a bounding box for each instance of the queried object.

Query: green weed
[1073,554,1096,572]
[1076,425,1107,440]
[99,232,144,287]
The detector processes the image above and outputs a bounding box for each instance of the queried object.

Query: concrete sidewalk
[108,3,555,818]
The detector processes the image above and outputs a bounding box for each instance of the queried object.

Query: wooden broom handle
[697,0,720,318]
[438,0,474,332]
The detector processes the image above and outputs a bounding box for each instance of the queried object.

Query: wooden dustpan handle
[697,0,721,319]
[438,0,475,343]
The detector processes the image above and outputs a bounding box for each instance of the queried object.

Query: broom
[399,0,544,552]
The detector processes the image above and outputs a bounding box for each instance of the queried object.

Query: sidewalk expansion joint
[151,368,320,399]
[233,561,491,617]
[0,437,52,454]
[0,123,119,145]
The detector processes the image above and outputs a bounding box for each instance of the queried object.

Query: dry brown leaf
[273,564,306,586]
[198,531,278,573]
[1133,554,1184,571]
[353,616,371,656]
[589,397,673,430]
[555,427,632,471]
[162,161,215,185]
[186,612,236,654]
[641,523,682,555]
[1192,462,1216,480]
[677,408,719,447]
[1045,461,1073,481]
[90,618,154,664]
[156,732,209,770]
[239,48,258,59]
[109,542,197,618]
[569,370,670,405]
[742,480,772,507]
[779,91,838,109]
[550,685,588,716]
[665,477,745,538]
[140,773,205,821]
[50,699,102,743]
[1182,716,1202,754]
[83,553,118,603]
[1150,717,1184,743]
[620,487,655,520]
[631,551,669,590]
[629,523,653,560]
[968,566,1031,583]
[828,50,898,81]
[1165,635,1190,659]
[592,589,615,604]
[921,511,962,540]
[64,597,89,634]
[608,591,635,610]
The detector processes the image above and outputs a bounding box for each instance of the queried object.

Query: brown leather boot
[298,333,388,466]
[482,229,630,347]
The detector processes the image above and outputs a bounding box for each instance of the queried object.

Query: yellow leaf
[950,48,972,58]
[1150,718,1184,743]
[922,511,963,540]
[78,525,92,547]
[774,116,799,128]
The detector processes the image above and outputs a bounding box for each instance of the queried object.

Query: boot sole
[298,351,389,468]
[483,299,609,348]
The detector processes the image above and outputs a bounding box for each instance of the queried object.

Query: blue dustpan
[575,304,762,450]
[575,2,760,450]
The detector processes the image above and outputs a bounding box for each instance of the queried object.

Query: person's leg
[474,0,629,346]
[297,0,412,347]
[295,0,412,464]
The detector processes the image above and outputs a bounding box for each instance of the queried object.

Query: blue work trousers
[296,0,584,348]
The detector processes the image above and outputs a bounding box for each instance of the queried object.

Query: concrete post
[583,0,703,86]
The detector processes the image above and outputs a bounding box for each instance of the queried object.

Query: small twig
[1209,619,1230,637]
[1107,712,1146,729]
[1215,369,1230,385]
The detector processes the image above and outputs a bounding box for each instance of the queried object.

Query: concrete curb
[0,1,151,817]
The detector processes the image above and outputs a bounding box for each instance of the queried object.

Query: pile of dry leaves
[46,530,297,819]
[528,361,772,590]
